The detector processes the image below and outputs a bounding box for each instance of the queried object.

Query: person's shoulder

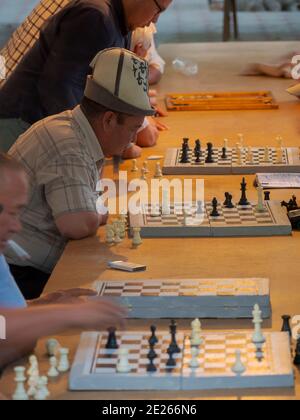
[63,0,112,21]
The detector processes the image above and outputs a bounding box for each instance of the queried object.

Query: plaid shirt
[5,105,104,273]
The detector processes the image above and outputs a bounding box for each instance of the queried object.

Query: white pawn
[34,377,48,400]
[189,346,199,368]
[256,185,265,212]
[119,213,127,239]
[154,162,163,178]
[58,348,70,373]
[48,356,59,378]
[183,209,189,226]
[27,374,39,398]
[46,338,60,357]
[40,376,50,399]
[116,348,131,373]
[132,227,142,247]
[27,355,39,378]
[231,350,246,376]
[105,224,115,244]
[236,146,242,165]
[13,367,28,401]
[113,222,122,244]
[143,161,150,174]
[247,146,254,164]
[131,159,138,172]
[237,133,244,149]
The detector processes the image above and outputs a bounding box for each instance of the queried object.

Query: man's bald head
[123,0,173,30]
[0,154,28,252]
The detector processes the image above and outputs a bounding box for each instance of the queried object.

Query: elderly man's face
[126,0,173,30]
[0,170,28,253]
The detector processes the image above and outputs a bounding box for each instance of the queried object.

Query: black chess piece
[149,325,158,346]
[182,138,190,150]
[180,143,189,163]
[205,142,214,164]
[167,320,181,354]
[281,315,292,337]
[147,346,157,372]
[238,177,250,206]
[224,192,230,206]
[294,337,300,366]
[264,191,271,201]
[224,193,234,209]
[194,139,202,155]
[195,150,201,163]
[210,197,220,217]
[106,327,119,349]
[221,147,227,160]
[166,348,177,367]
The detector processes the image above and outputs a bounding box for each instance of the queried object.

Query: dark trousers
[9,264,51,300]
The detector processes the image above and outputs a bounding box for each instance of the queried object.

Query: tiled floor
[0,0,299,48]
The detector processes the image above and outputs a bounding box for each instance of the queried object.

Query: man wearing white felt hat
[5,48,153,299]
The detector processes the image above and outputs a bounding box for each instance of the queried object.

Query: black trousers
[9,264,51,300]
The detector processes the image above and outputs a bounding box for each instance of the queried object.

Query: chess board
[129,201,292,238]
[163,147,300,175]
[165,91,279,111]
[69,330,293,391]
[92,278,271,319]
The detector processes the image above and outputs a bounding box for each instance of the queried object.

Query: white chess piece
[113,221,122,244]
[140,167,147,180]
[154,162,163,178]
[183,209,189,226]
[277,135,283,149]
[105,224,115,244]
[247,146,254,165]
[48,356,59,378]
[58,348,70,373]
[231,350,246,376]
[27,374,38,398]
[12,367,28,401]
[237,133,244,149]
[27,355,39,378]
[189,346,199,368]
[34,377,48,400]
[256,185,265,212]
[190,318,203,346]
[131,159,138,172]
[132,227,142,247]
[162,190,170,215]
[40,376,50,399]
[46,338,60,357]
[264,147,270,163]
[143,161,150,174]
[236,146,242,165]
[116,348,131,373]
[252,304,266,346]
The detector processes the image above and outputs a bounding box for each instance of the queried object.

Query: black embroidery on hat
[131,57,148,93]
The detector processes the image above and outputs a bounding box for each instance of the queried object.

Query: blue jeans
[0,118,30,152]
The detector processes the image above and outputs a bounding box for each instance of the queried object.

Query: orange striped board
[165,91,279,111]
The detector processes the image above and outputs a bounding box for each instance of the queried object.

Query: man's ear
[102,111,117,132]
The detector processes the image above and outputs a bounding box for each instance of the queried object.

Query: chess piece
[154,162,163,178]
[264,147,270,163]
[238,178,250,206]
[189,346,199,368]
[131,159,138,172]
[106,327,119,349]
[118,214,127,239]
[221,147,227,160]
[140,167,147,180]
[210,198,220,217]
[167,320,181,354]
[143,161,150,174]
[281,315,292,337]
[294,337,300,366]
[190,318,203,346]
[57,348,70,373]
[264,191,271,201]
[237,133,244,149]
[276,146,284,164]
[236,146,243,166]
[149,325,159,346]
[147,348,157,373]
[252,304,266,347]
[105,224,115,244]
[116,348,131,373]
[47,356,59,378]
[132,227,142,247]
[27,355,39,378]
[223,138,229,150]
[166,348,176,367]
[27,374,38,398]
[113,221,122,244]
[46,338,60,357]
[231,350,246,376]
[205,143,214,164]
[12,367,28,401]
[256,185,265,212]
[162,190,170,216]
[194,139,202,156]
[34,377,49,400]
[247,146,254,165]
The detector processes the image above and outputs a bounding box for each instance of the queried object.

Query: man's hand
[29,288,97,306]
[69,298,127,330]
[148,116,169,131]
[134,43,149,59]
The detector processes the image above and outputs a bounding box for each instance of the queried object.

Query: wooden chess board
[92,278,271,319]
[163,147,300,175]
[69,330,293,391]
[165,91,279,111]
[128,201,292,238]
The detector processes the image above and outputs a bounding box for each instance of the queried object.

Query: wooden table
[1,41,300,400]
